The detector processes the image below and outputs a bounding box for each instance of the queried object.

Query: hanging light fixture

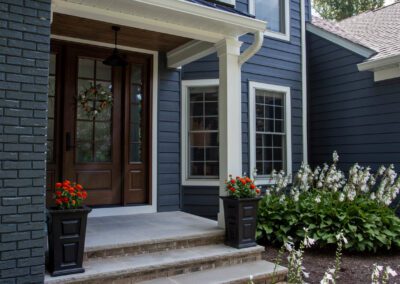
[103,26,128,67]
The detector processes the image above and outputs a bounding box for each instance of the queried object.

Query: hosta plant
[257,152,400,252]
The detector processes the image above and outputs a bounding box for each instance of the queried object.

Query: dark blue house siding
[308,32,400,170]
[0,0,51,282]
[181,0,305,219]
[157,53,182,211]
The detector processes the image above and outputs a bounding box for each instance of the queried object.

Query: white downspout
[238,31,264,66]
[301,0,308,164]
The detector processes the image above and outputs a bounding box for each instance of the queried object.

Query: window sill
[264,30,290,42]
[181,179,220,187]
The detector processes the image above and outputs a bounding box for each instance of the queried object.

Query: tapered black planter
[47,206,91,277]
[220,196,261,249]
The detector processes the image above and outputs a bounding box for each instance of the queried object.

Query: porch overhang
[52,0,266,44]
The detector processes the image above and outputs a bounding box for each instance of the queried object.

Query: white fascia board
[138,0,265,34]
[373,66,400,82]
[306,23,375,58]
[54,0,266,43]
[358,54,400,82]
[358,54,400,71]
[167,40,216,68]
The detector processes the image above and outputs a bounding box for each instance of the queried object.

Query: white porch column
[216,37,243,228]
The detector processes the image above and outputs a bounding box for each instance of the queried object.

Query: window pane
[76,142,93,163]
[95,141,111,162]
[78,59,94,78]
[255,0,285,33]
[254,89,286,176]
[188,85,219,178]
[96,60,111,81]
[129,64,144,163]
[76,58,113,163]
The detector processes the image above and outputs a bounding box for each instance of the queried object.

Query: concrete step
[83,212,225,260]
[139,260,288,284]
[84,230,224,260]
[44,244,265,284]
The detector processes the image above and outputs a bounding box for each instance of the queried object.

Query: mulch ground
[263,245,400,283]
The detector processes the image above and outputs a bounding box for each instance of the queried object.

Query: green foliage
[257,190,400,252]
[313,0,384,21]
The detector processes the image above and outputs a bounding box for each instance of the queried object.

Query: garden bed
[263,245,400,283]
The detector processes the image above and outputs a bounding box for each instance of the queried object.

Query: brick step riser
[75,250,263,284]
[84,234,225,260]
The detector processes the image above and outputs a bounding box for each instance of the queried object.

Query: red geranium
[53,180,88,209]
[225,174,260,199]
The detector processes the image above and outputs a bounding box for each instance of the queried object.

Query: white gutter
[358,54,400,71]
[239,31,264,66]
[301,0,308,164]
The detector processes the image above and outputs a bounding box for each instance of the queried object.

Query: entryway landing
[84,211,224,255]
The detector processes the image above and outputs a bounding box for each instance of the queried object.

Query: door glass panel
[129,64,144,163]
[76,58,112,163]
[47,54,56,163]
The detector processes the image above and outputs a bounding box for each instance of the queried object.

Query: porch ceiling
[51,13,192,52]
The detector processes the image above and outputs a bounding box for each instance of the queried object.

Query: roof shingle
[312,2,400,61]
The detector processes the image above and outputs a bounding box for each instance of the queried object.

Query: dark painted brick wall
[0,0,51,282]
[181,0,306,219]
[308,32,400,171]
[157,53,182,212]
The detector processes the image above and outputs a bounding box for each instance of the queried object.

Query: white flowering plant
[257,152,400,252]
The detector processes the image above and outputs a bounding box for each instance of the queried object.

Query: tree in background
[313,0,385,21]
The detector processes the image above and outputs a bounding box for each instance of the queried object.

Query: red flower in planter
[53,180,88,209]
[225,174,260,199]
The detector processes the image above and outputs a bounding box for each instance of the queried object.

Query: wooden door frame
[48,39,155,209]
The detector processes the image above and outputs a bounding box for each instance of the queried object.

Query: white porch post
[216,37,243,228]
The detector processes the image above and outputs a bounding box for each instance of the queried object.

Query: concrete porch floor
[85,211,223,252]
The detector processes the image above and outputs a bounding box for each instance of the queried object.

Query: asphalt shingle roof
[312,2,400,61]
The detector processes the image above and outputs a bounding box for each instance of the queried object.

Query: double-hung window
[182,80,220,186]
[249,0,290,41]
[249,82,292,184]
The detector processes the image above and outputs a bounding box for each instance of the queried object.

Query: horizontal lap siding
[157,53,181,211]
[181,0,304,219]
[308,33,400,170]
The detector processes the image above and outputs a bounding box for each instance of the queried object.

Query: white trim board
[248,81,292,185]
[300,0,308,164]
[181,79,220,187]
[52,0,266,44]
[358,54,400,82]
[51,35,159,217]
[248,0,291,42]
[306,23,375,58]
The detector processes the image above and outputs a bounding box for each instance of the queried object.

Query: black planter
[47,206,91,277]
[220,196,261,249]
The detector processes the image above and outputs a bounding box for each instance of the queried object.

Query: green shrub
[256,153,400,252]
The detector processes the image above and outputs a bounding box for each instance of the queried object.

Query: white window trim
[248,0,291,42]
[248,81,292,185]
[181,79,220,187]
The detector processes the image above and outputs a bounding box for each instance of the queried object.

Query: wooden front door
[47,41,151,207]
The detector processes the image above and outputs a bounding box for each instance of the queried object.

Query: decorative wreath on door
[78,83,113,118]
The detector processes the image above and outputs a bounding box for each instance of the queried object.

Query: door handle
[66,132,73,151]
